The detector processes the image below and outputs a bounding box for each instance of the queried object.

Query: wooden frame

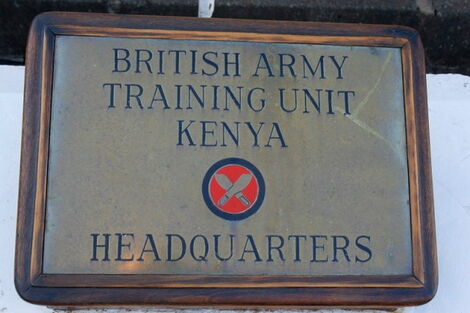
[15,12,437,308]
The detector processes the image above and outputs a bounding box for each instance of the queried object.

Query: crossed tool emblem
[215,173,252,206]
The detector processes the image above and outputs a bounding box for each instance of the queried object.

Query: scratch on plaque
[337,106,401,155]
[353,52,393,116]
[333,51,401,155]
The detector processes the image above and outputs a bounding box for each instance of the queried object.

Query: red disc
[208,164,259,214]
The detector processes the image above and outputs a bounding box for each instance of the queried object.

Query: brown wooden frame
[15,12,437,308]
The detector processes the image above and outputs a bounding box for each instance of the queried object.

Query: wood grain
[15,12,437,307]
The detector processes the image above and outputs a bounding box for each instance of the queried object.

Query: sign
[15,12,437,308]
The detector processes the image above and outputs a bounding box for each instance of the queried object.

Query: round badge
[202,158,265,221]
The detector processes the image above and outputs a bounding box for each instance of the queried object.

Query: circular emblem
[202,158,265,221]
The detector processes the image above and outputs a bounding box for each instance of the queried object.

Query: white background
[0,65,469,312]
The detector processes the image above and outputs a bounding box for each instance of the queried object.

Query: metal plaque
[15,12,437,308]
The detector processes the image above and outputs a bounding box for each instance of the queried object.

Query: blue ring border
[202,158,265,221]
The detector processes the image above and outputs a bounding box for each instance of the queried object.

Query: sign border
[15,12,437,307]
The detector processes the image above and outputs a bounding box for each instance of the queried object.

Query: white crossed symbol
[214,173,252,206]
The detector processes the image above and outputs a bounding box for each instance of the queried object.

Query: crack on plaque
[352,52,393,117]
[333,52,401,155]
[337,106,401,156]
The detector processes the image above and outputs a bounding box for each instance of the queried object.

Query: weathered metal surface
[42,36,412,276]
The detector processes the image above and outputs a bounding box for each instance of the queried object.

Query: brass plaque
[44,36,411,276]
[15,12,437,307]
